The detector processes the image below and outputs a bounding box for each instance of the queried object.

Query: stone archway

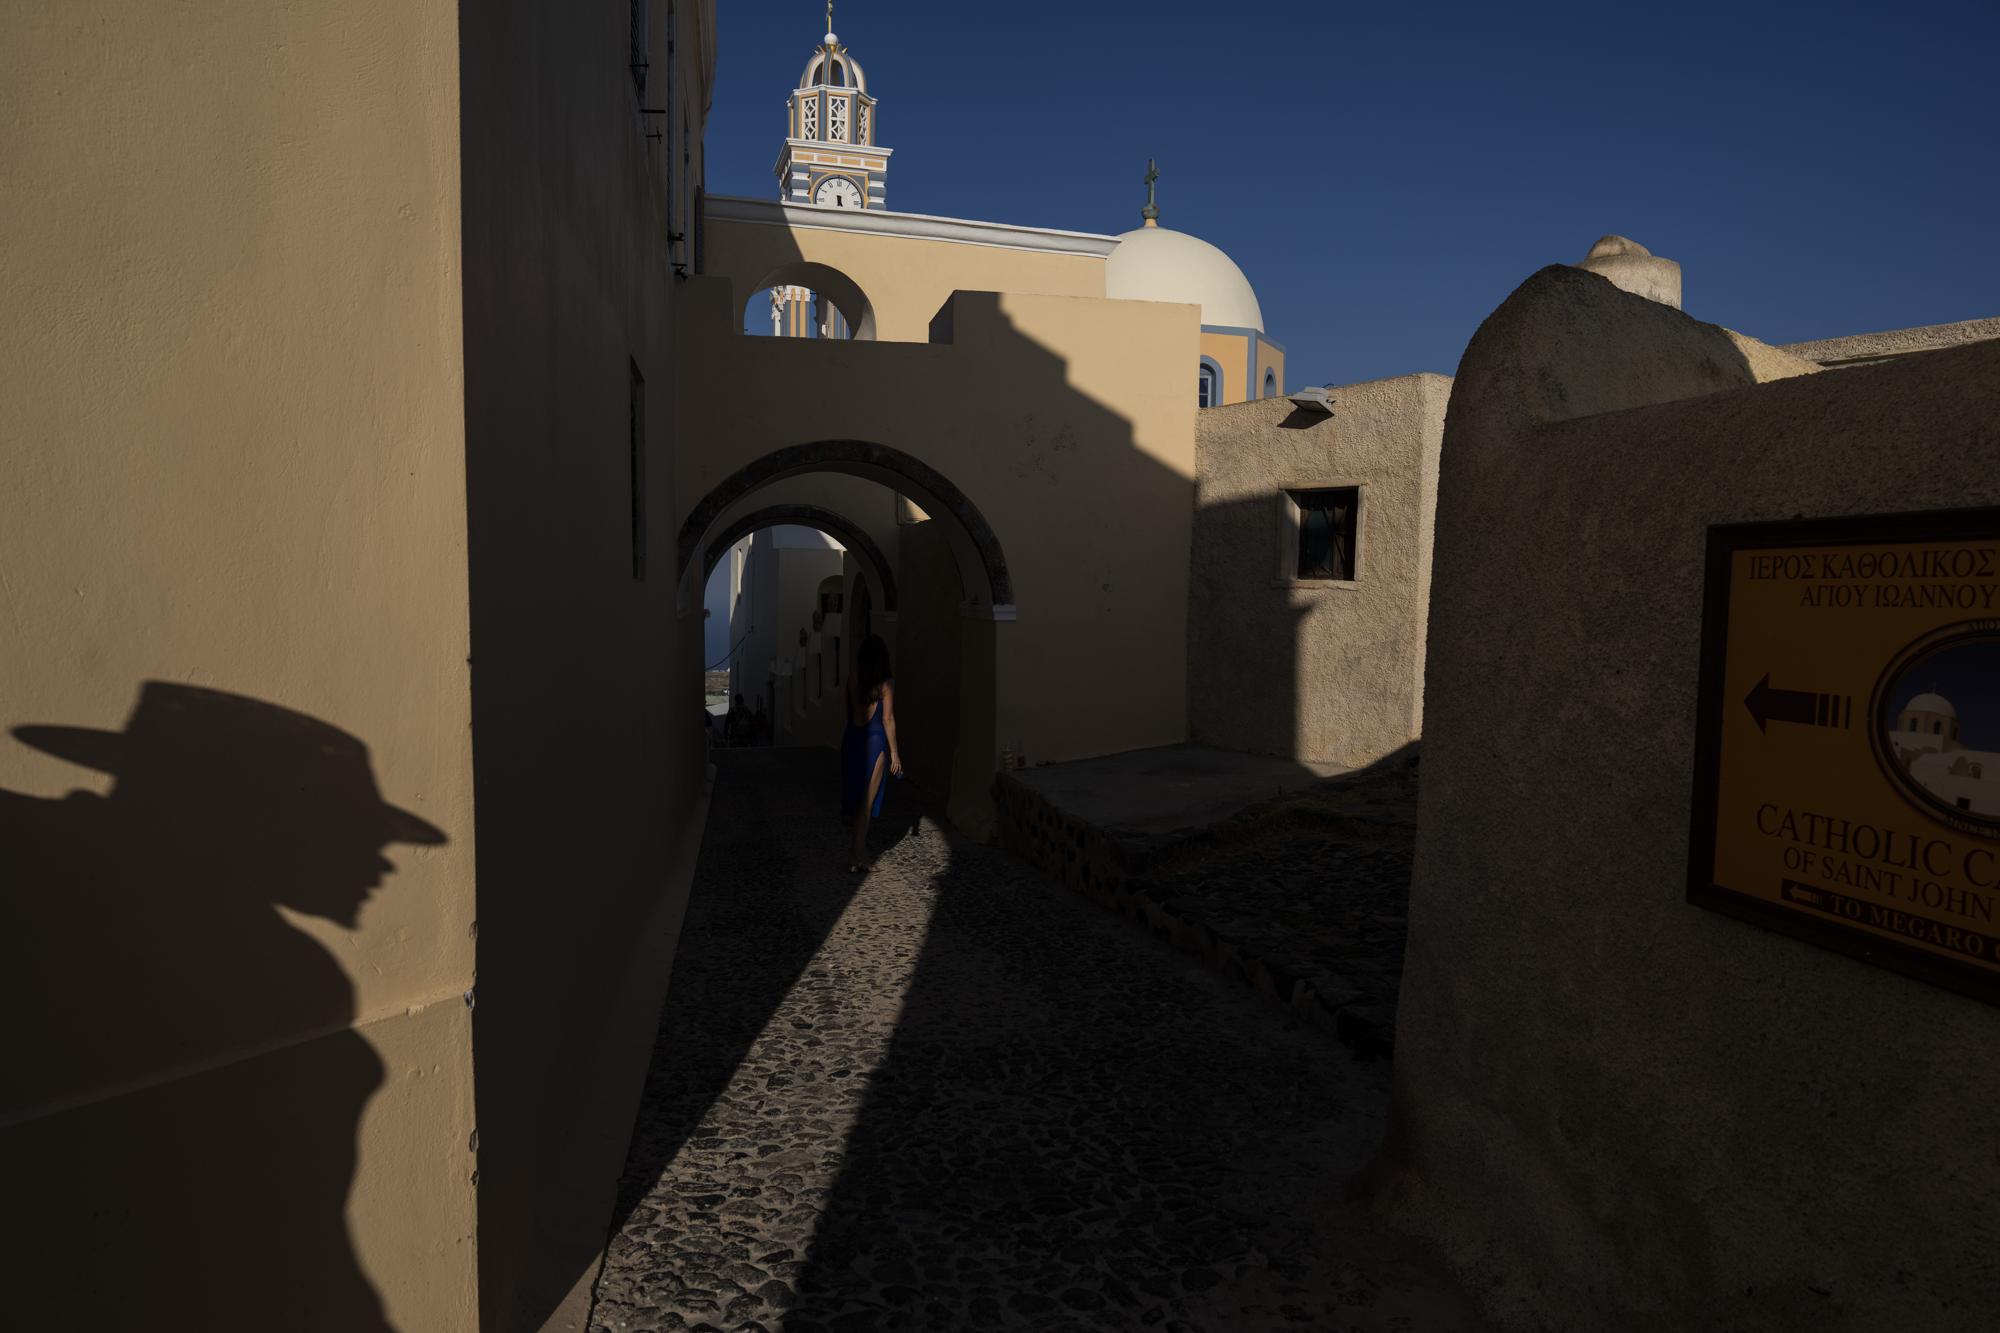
[677,440,1013,614]
[701,503,899,615]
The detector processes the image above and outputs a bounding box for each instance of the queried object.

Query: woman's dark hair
[856,634,892,698]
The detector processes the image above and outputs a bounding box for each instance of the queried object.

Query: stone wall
[1382,265,2000,1332]
[1783,316,1999,369]
[1190,376,1448,765]
[993,752,1422,1059]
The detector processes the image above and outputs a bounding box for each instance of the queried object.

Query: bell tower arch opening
[742,261,875,341]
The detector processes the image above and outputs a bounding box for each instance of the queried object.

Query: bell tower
[775,3,891,211]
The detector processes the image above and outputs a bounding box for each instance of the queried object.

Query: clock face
[814,177,863,209]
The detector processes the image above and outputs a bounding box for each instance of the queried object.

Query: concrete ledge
[1781,316,2000,368]
[994,744,1419,1059]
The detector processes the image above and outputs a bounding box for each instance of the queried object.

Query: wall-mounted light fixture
[1287,386,1335,414]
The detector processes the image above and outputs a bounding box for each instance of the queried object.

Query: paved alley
[588,749,1479,1333]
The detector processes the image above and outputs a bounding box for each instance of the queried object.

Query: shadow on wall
[458,0,716,1326]
[0,681,445,1329]
[677,214,1200,795]
[1189,490,1306,762]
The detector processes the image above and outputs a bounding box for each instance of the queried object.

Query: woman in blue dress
[842,634,902,872]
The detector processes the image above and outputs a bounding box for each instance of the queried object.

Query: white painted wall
[726,527,844,741]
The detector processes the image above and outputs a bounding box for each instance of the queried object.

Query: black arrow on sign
[1743,672,1852,734]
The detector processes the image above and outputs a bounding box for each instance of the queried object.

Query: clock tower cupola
[777,4,891,210]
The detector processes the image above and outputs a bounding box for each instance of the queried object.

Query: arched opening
[677,440,1012,614]
[680,442,1009,830]
[704,522,848,750]
[742,261,876,341]
[699,503,905,753]
[1263,368,1279,399]
[701,503,898,616]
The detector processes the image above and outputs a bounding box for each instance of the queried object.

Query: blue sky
[704,0,1999,385]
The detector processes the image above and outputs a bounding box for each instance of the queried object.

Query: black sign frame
[1687,506,2000,1007]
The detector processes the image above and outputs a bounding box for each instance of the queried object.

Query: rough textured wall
[1382,266,2000,1332]
[1190,377,1448,765]
[0,1,477,1326]
[458,2,714,1328]
[1783,316,2000,368]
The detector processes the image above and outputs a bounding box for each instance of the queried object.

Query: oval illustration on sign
[1869,619,2000,838]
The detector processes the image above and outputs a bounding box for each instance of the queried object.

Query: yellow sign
[1689,510,2000,1005]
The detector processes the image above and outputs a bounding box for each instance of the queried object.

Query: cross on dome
[798,3,866,91]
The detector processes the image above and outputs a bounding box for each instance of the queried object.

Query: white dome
[1105,225,1264,331]
[1905,693,1956,719]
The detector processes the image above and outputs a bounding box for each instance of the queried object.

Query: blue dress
[841,691,890,819]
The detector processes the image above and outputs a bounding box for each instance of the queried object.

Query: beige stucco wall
[1255,341,1287,399]
[0,0,476,1326]
[4,2,720,1327]
[1383,266,2000,1332]
[674,281,1197,832]
[1199,328,1254,403]
[706,212,1108,343]
[1190,376,1448,765]
[458,2,716,1329]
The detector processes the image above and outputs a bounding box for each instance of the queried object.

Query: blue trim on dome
[1200,323,1273,345]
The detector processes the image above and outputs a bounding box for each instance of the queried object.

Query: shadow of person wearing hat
[0,681,446,1329]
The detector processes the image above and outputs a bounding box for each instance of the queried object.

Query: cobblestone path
[589,749,1479,1333]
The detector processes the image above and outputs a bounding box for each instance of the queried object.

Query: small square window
[1289,487,1358,581]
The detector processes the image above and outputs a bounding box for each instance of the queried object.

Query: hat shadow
[0,680,448,1329]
